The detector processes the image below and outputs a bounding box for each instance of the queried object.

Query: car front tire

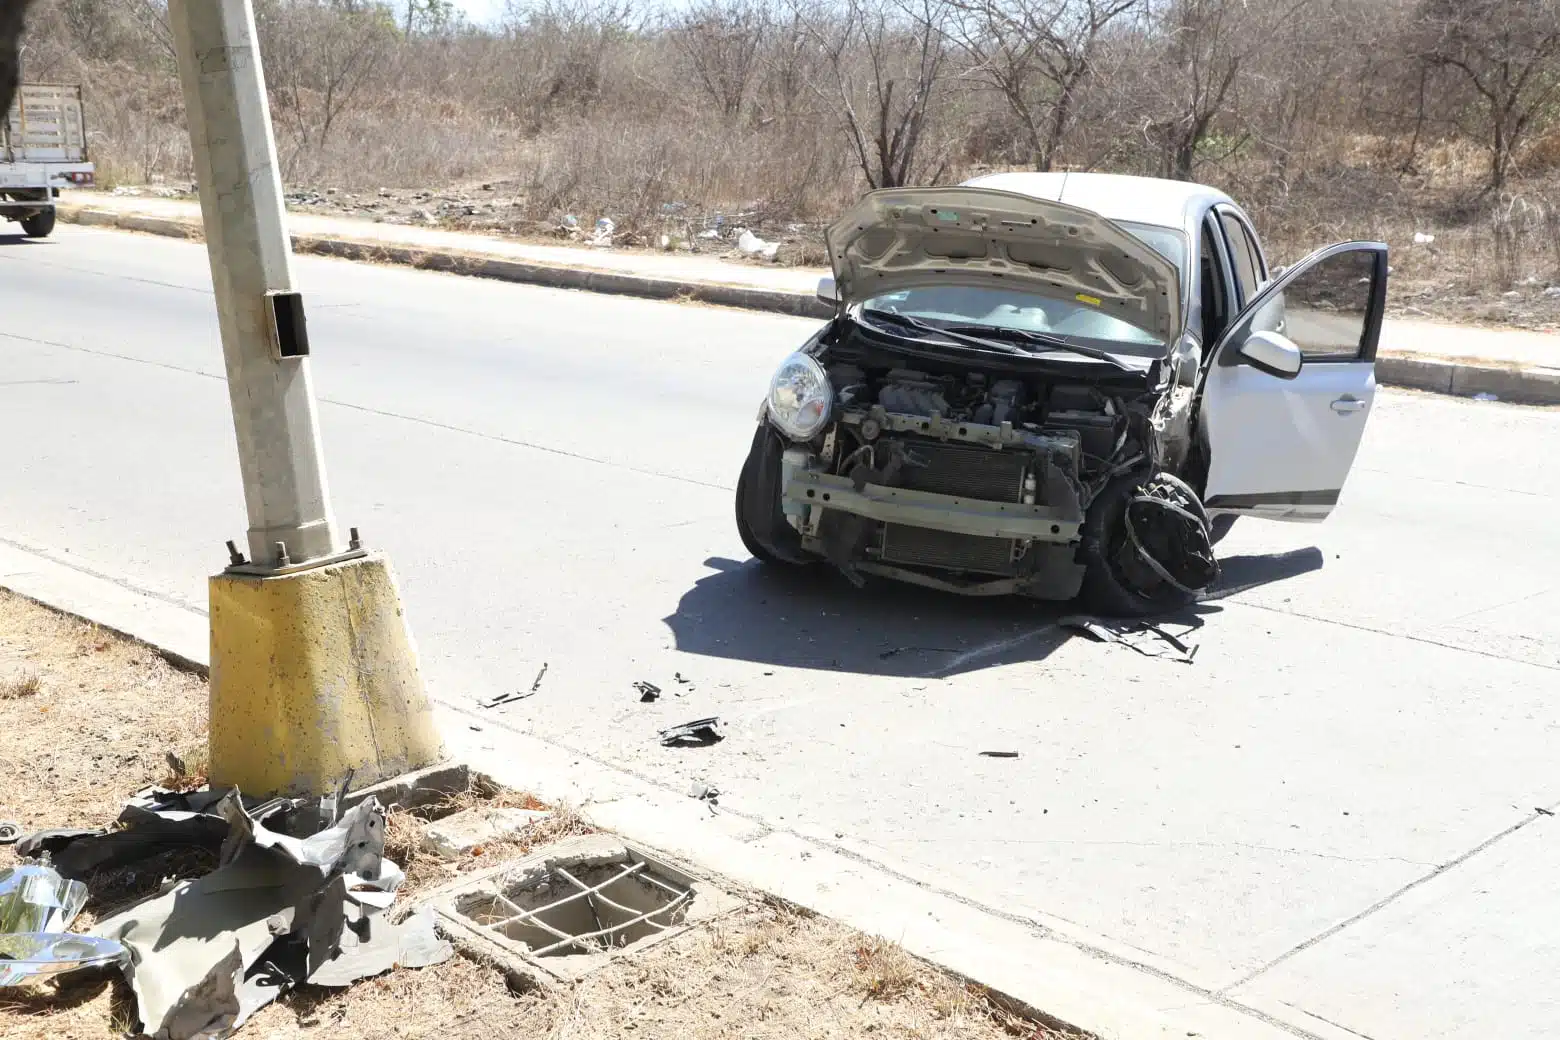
[735,425,815,567]
[1079,473,1214,617]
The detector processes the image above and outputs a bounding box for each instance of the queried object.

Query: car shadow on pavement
[665,546,1325,679]
[1202,547,1326,601]
[664,557,1071,679]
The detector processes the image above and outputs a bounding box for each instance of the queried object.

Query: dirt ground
[0,591,1068,1040]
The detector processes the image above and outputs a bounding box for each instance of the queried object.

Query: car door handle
[1330,396,1366,414]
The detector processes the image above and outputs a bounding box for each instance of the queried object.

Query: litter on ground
[3,784,451,1039]
[1059,614,1200,663]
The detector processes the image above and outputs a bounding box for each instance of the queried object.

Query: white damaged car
[734,172,1386,615]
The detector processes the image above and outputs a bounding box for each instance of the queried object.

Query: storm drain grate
[457,858,693,956]
[418,833,744,982]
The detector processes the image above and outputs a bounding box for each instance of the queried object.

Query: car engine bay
[738,325,1219,612]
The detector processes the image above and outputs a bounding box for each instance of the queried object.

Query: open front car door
[1198,241,1389,522]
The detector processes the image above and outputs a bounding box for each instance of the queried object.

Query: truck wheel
[20,210,56,238]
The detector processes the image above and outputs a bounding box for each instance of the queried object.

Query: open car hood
[825,186,1181,345]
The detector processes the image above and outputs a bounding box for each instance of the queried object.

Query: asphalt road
[4,225,1558,1039]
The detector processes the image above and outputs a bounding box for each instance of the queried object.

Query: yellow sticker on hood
[1075,293,1102,307]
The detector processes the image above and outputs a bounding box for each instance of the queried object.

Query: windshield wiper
[939,324,1136,372]
[859,309,1032,358]
[860,309,1134,371]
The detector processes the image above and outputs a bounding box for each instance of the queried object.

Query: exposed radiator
[895,441,1028,502]
[879,524,1017,576]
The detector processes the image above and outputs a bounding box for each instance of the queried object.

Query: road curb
[56,203,1556,405]
[57,203,833,321]
[0,538,1339,1040]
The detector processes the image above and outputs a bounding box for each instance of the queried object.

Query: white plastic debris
[1545,286,1560,298]
[1413,232,1435,245]
[697,228,722,240]
[1473,392,1500,402]
[589,217,615,247]
[737,228,780,261]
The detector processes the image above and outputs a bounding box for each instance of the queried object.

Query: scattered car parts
[659,718,724,747]
[1059,614,1199,663]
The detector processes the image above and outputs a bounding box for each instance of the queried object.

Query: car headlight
[766,352,832,440]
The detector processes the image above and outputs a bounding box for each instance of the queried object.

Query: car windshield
[858,221,1188,359]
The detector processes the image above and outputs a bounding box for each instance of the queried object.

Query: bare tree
[500,0,637,121]
[668,0,768,122]
[120,0,179,65]
[403,0,457,36]
[798,0,953,189]
[257,0,398,159]
[1414,0,1560,192]
[946,0,1138,171]
[1143,0,1244,181]
[753,3,824,125]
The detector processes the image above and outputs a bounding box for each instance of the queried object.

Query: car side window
[1219,211,1261,304]
[1244,248,1376,362]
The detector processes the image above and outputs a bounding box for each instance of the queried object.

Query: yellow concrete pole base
[208,551,446,798]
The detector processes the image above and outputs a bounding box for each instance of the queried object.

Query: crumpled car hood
[825,186,1181,344]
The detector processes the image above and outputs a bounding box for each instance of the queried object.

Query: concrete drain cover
[421,833,743,982]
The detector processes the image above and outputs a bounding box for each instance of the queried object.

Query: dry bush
[12,0,1560,305]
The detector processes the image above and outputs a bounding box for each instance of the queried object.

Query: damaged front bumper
[773,409,1091,599]
[784,472,1080,542]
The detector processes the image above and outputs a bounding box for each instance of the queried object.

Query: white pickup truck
[2,83,94,238]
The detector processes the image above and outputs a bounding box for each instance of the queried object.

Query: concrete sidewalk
[53,191,1560,403]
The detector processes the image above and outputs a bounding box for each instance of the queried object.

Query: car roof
[961,171,1234,233]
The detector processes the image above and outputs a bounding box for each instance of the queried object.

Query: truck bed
[3,84,89,164]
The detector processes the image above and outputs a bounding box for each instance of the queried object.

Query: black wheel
[735,425,815,567]
[20,210,56,238]
[1209,514,1237,545]
[1079,472,1217,617]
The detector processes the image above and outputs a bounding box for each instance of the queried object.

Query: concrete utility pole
[170,0,443,797]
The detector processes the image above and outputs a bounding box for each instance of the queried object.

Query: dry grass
[0,592,208,843]
[385,781,592,897]
[232,900,1067,1040]
[0,590,1073,1040]
[0,670,41,700]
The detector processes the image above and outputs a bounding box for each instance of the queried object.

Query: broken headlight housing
[766,352,832,441]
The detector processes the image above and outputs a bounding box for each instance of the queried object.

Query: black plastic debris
[634,681,662,703]
[978,751,1020,758]
[481,663,548,708]
[659,717,724,747]
[15,787,240,880]
[1060,615,1199,664]
[688,782,721,803]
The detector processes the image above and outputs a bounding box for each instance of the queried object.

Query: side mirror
[816,276,840,306]
[1238,329,1303,379]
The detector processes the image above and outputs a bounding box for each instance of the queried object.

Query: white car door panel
[1200,242,1388,522]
